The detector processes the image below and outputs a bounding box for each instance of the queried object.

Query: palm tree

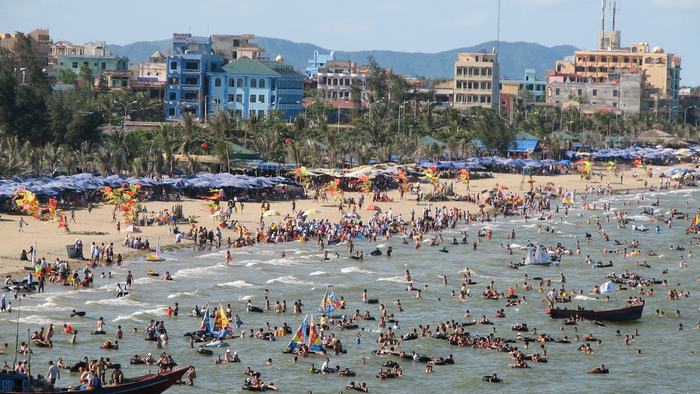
[155,123,179,176]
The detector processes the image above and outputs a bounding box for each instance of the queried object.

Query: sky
[2,0,699,84]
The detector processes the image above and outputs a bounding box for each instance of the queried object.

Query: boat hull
[5,366,190,394]
[545,303,644,322]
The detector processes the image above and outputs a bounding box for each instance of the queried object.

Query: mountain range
[108,37,577,81]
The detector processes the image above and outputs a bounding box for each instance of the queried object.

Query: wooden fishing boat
[545,302,644,322]
[0,365,191,393]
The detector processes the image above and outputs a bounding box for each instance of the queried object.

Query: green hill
[108,37,576,80]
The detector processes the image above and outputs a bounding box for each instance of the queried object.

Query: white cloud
[649,0,700,9]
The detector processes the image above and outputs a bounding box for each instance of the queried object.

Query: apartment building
[207,58,304,121]
[547,70,642,115]
[453,51,499,109]
[316,60,368,101]
[164,33,224,120]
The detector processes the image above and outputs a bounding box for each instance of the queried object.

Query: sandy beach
[0,165,680,278]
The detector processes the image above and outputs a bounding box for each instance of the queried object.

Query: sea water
[1,189,698,393]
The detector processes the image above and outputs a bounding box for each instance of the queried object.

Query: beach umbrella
[365,204,382,212]
[527,179,536,184]
[263,210,281,217]
[124,225,142,233]
[303,208,321,216]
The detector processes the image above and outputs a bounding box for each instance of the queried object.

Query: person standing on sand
[18,217,27,232]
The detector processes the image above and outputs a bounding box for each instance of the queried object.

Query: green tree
[366,56,387,103]
[64,112,102,148]
[57,69,76,85]
[0,52,18,133]
[473,109,514,154]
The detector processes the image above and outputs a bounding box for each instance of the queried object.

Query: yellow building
[555,42,681,114]
[453,51,499,109]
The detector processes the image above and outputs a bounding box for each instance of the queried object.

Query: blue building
[164,33,224,120]
[207,58,304,121]
[499,68,546,101]
[305,50,335,78]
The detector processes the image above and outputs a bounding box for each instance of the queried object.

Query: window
[613,90,619,97]
[249,110,255,118]
[250,95,256,103]
[271,79,276,89]
[169,92,176,100]
[259,79,265,88]
[168,108,175,116]
[251,79,257,88]
[259,95,265,103]
[101,62,106,70]
[184,61,199,70]
[215,78,221,87]
[170,61,177,70]
[237,78,243,87]
[555,88,560,95]
[270,95,275,103]
[592,89,598,97]
[235,109,242,118]
[233,94,240,103]
[72,62,78,68]
[228,94,234,103]
[258,110,265,117]
[228,78,234,87]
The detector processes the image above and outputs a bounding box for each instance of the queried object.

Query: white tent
[600,281,615,294]
[524,244,551,265]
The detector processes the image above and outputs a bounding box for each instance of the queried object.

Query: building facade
[305,50,335,78]
[453,51,499,109]
[164,33,224,120]
[207,58,304,121]
[316,60,368,101]
[555,40,681,115]
[546,70,642,115]
[50,41,85,58]
[135,50,168,82]
[212,34,262,62]
[499,69,546,101]
[57,54,128,76]
[0,28,51,65]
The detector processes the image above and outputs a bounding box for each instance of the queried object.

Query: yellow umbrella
[303,208,321,216]
[263,210,281,217]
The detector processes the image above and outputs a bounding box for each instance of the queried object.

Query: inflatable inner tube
[91,330,106,335]
[71,311,86,317]
[365,299,379,304]
[482,376,503,383]
[197,348,213,355]
[247,306,263,313]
